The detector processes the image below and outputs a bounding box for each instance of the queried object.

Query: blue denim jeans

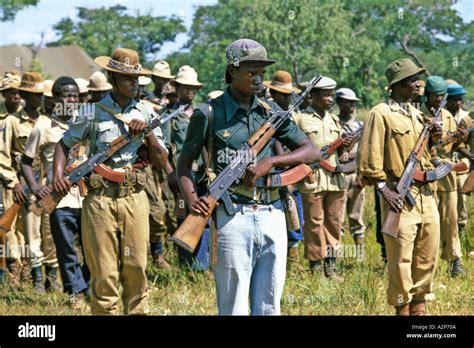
[287,189,304,248]
[50,208,90,294]
[212,199,287,315]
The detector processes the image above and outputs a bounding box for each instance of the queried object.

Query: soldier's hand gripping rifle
[265,126,364,188]
[381,98,446,238]
[170,75,323,252]
[35,105,186,214]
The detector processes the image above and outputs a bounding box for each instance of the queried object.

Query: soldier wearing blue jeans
[177,39,319,315]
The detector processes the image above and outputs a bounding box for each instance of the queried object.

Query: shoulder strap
[96,103,131,125]
[195,102,215,182]
[257,98,272,113]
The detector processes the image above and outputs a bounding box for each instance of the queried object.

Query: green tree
[167,0,472,107]
[0,0,39,21]
[48,5,186,65]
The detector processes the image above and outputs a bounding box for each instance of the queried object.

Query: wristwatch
[375,181,386,192]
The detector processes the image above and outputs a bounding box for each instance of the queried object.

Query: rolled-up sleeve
[61,113,91,148]
[357,107,387,181]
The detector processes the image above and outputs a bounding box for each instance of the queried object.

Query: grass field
[0,190,472,316]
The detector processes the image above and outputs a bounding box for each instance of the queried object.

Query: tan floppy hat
[95,48,152,76]
[171,65,202,88]
[87,71,112,92]
[43,79,54,97]
[264,70,300,95]
[0,70,21,91]
[16,71,44,93]
[74,78,89,94]
[152,60,175,79]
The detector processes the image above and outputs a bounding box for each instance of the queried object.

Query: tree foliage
[0,0,39,22]
[166,0,472,106]
[48,5,186,65]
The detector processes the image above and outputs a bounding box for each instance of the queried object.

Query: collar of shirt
[386,97,419,120]
[101,92,138,115]
[221,87,263,122]
[306,106,326,120]
[51,113,70,130]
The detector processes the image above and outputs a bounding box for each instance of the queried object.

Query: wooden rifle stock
[0,202,22,269]
[170,196,218,252]
[381,207,401,238]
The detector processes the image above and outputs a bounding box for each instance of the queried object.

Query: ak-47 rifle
[170,75,323,252]
[265,126,364,188]
[381,98,446,238]
[35,105,186,214]
[433,126,474,151]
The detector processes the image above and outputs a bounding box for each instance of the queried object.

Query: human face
[112,73,139,98]
[311,89,334,111]
[396,73,420,100]
[230,64,267,97]
[337,98,356,116]
[2,88,21,106]
[54,84,79,117]
[447,95,464,112]
[176,84,198,104]
[426,91,446,110]
[151,76,170,93]
[21,91,43,110]
[271,90,291,111]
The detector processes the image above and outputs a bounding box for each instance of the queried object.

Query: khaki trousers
[301,191,345,261]
[456,173,468,227]
[343,173,366,236]
[144,167,167,244]
[82,190,150,315]
[436,190,462,261]
[22,196,57,269]
[382,190,439,307]
[2,188,25,261]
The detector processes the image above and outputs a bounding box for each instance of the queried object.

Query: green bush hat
[425,76,448,95]
[225,39,276,83]
[385,58,425,89]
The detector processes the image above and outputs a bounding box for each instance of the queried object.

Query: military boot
[395,303,409,316]
[409,301,426,316]
[0,269,7,286]
[20,258,32,283]
[6,259,21,288]
[44,266,62,292]
[449,258,465,278]
[309,260,324,277]
[31,266,46,294]
[324,257,343,281]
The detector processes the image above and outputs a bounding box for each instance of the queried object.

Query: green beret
[425,76,447,95]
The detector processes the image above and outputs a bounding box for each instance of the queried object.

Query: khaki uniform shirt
[62,93,166,169]
[294,107,345,193]
[421,104,462,191]
[24,114,83,209]
[358,98,433,185]
[454,109,471,175]
[0,110,47,188]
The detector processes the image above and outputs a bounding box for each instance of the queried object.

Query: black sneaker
[450,259,465,278]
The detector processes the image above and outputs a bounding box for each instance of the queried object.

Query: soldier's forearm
[53,141,69,180]
[177,155,199,209]
[458,147,474,160]
[20,156,38,191]
[271,138,320,168]
[146,134,168,169]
